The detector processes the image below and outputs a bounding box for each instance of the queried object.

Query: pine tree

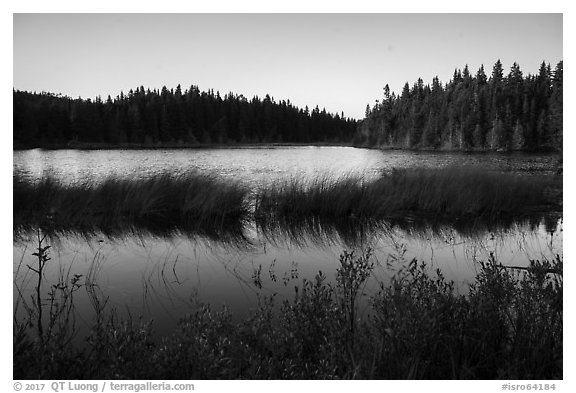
[491,59,504,83]
[475,65,487,86]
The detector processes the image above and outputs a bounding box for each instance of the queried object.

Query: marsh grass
[254,166,560,230]
[13,243,562,379]
[14,166,561,244]
[13,172,250,241]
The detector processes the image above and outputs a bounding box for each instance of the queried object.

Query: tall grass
[14,167,561,243]
[254,166,561,235]
[13,172,250,241]
[13,244,562,379]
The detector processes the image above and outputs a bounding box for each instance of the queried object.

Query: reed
[13,172,250,240]
[14,167,561,241]
[254,166,560,228]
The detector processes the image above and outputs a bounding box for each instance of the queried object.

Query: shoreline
[13,141,561,154]
[13,141,355,151]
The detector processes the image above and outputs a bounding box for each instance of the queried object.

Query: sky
[13,13,562,119]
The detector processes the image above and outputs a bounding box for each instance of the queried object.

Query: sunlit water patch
[13,147,559,186]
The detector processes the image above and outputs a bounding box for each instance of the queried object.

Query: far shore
[13,141,355,151]
[13,140,561,154]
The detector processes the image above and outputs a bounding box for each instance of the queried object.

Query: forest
[356,60,563,152]
[13,86,357,148]
[13,60,562,152]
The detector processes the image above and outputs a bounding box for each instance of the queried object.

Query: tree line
[355,60,563,152]
[13,85,358,148]
[13,60,562,151]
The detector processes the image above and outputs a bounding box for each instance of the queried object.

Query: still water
[13,147,562,337]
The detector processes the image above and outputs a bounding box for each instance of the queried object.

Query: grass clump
[14,166,561,243]
[14,244,562,379]
[254,166,560,231]
[13,172,250,240]
[374,166,559,218]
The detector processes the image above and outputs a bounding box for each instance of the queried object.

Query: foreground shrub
[14,246,562,379]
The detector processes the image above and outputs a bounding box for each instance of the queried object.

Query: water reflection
[15,207,562,251]
[13,211,562,342]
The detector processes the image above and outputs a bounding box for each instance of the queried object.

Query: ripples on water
[13,147,559,185]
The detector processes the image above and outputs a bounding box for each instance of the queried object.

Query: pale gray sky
[13,13,562,119]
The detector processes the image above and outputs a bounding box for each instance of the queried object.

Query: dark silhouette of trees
[356,60,563,152]
[13,60,562,152]
[13,86,357,148]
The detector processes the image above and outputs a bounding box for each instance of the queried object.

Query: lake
[13,146,559,185]
[13,147,562,338]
